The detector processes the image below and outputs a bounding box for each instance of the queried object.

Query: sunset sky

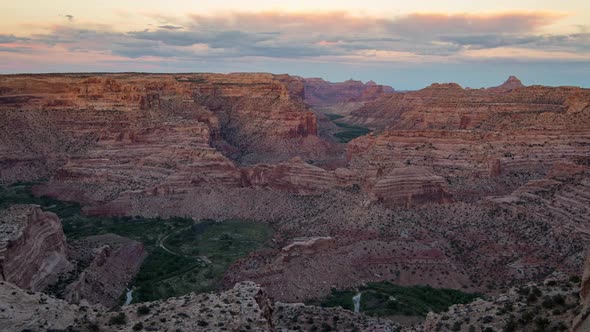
[1,1,589,89]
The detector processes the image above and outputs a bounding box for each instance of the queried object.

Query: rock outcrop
[370,167,453,207]
[241,156,336,195]
[302,77,394,107]
[0,73,338,206]
[0,205,71,291]
[0,280,85,331]
[0,73,327,186]
[573,257,590,332]
[64,234,147,308]
[345,79,590,202]
[349,79,588,131]
[421,273,580,332]
[488,75,525,92]
[0,279,400,332]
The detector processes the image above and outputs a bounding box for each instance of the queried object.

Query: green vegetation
[0,184,273,303]
[109,312,127,325]
[0,183,82,216]
[324,113,371,143]
[133,219,271,302]
[313,281,481,317]
[325,113,345,121]
[136,305,150,316]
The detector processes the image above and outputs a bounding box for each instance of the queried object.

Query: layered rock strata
[0,205,71,291]
[303,77,394,107]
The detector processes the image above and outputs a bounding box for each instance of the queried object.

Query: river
[353,292,362,313]
[124,289,133,306]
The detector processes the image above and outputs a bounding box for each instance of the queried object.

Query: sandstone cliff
[241,156,336,195]
[0,73,339,206]
[0,73,326,184]
[349,78,588,131]
[303,77,394,107]
[0,205,71,291]
[64,234,147,308]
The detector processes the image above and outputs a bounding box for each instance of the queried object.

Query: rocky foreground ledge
[0,280,400,332]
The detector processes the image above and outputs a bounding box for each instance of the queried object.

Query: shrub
[570,276,581,284]
[503,316,517,332]
[552,294,565,305]
[533,317,550,331]
[109,312,127,325]
[132,322,143,331]
[137,305,150,316]
[86,323,100,332]
[541,296,555,309]
[527,293,538,303]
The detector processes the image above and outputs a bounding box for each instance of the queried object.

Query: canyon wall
[302,77,394,107]
[0,205,71,291]
[3,74,588,210]
[0,73,335,205]
[345,78,590,201]
[64,234,147,307]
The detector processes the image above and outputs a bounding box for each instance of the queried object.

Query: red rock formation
[370,167,453,208]
[345,80,590,201]
[64,234,146,307]
[1,74,589,211]
[241,157,336,195]
[0,73,336,205]
[280,237,335,261]
[0,205,71,291]
[349,80,588,131]
[302,77,394,107]
[489,162,590,227]
[487,75,525,92]
[0,73,324,169]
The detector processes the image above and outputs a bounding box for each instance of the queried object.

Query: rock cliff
[64,234,147,308]
[0,73,338,205]
[0,279,399,332]
[0,205,71,291]
[487,75,525,92]
[302,77,394,107]
[572,257,590,332]
[349,77,588,131]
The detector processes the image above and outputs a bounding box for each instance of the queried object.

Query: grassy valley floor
[310,281,481,319]
[0,184,273,303]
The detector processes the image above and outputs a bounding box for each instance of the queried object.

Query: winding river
[124,289,133,306]
[353,292,362,313]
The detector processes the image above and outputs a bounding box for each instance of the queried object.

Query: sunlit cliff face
[0,0,589,88]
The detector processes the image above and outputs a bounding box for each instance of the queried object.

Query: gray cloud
[1,11,586,62]
[158,25,183,30]
[0,34,30,43]
[441,33,590,53]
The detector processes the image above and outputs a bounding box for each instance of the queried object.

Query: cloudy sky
[1,0,589,89]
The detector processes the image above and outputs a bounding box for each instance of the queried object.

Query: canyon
[0,72,589,330]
